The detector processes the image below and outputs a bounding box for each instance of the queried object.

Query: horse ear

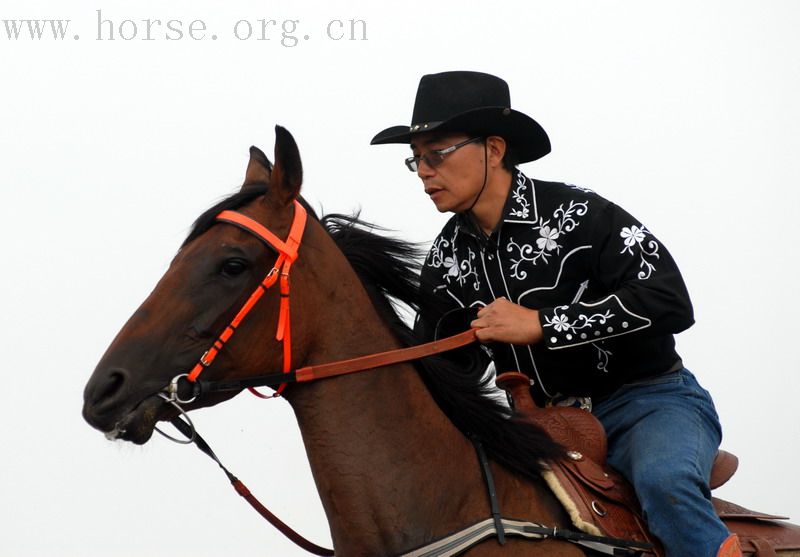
[243,146,273,188]
[268,125,303,205]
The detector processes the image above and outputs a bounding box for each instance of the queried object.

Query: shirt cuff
[539,294,652,349]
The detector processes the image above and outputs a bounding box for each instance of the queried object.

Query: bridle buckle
[199,351,212,367]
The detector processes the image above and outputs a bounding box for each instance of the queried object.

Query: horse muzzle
[82,366,178,444]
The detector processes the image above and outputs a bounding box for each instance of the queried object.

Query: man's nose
[417,158,436,178]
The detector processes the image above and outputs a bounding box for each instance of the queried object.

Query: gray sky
[2,1,799,555]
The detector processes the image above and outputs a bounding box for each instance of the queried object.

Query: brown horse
[83,127,799,556]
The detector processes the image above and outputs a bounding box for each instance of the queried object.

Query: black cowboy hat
[370,71,550,164]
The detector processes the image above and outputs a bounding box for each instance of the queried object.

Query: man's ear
[268,125,303,206]
[242,146,273,188]
[485,136,508,169]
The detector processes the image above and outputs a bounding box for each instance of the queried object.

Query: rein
[173,328,478,401]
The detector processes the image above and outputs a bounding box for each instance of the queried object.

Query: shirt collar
[454,169,539,240]
[502,169,539,225]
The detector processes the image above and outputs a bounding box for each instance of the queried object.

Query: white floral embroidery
[550,313,570,332]
[543,305,615,335]
[509,173,530,219]
[454,248,480,290]
[443,256,460,278]
[620,225,660,280]
[536,225,560,251]
[427,235,481,291]
[506,200,589,279]
[555,201,587,233]
[427,235,451,268]
[620,225,645,248]
[593,343,612,373]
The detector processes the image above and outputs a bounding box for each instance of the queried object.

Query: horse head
[82,126,310,444]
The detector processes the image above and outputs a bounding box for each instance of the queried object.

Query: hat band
[409,120,443,132]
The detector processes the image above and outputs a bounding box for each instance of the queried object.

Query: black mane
[185,187,563,480]
[321,214,564,480]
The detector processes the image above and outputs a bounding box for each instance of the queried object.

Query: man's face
[409,132,486,214]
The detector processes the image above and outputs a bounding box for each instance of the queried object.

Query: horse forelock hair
[185,190,563,479]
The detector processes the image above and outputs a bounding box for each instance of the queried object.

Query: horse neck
[283,224,489,554]
[281,223,571,555]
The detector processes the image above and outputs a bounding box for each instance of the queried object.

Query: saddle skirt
[495,372,800,556]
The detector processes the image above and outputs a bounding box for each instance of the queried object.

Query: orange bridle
[155,199,479,556]
[185,200,308,398]
[167,198,477,406]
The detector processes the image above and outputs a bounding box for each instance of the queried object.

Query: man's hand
[470,297,544,345]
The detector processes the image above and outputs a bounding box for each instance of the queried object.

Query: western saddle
[495,371,800,557]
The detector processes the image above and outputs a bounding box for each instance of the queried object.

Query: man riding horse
[371,70,741,557]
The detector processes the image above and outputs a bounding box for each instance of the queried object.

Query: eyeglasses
[405,137,483,172]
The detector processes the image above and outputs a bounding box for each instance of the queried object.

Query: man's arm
[471,202,693,349]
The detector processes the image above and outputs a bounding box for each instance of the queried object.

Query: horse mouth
[97,395,175,445]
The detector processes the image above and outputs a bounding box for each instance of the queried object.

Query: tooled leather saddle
[495,372,800,556]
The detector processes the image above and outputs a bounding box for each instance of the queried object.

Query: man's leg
[593,369,731,557]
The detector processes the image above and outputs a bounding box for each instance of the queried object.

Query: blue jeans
[592,369,731,557]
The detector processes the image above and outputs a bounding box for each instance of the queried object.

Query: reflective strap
[217,200,306,262]
[186,264,282,383]
[216,211,292,255]
[400,517,651,557]
[400,518,548,557]
[276,265,292,342]
[284,202,307,261]
[186,202,307,389]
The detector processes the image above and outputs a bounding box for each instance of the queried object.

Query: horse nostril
[87,369,128,408]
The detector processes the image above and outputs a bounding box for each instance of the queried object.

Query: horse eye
[220,259,248,277]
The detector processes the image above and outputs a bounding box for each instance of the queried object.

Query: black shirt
[415,169,694,403]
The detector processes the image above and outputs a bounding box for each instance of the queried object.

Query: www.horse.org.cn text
[1,10,368,46]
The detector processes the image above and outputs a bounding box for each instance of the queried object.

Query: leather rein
[155,201,478,555]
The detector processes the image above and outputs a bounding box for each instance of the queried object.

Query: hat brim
[370,106,550,164]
